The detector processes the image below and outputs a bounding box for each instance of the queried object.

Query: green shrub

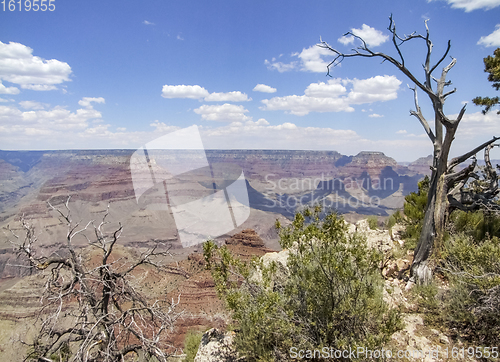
[441,233,500,345]
[409,281,445,326]
[367,215,379,230]
[397,176,429,251]
[204,208,402,361]
[183,330,203,362]
[449,209,500,241]
[385,211,399,230]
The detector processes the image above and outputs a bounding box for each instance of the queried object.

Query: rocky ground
[185,222,477,362]
[0,218,480,361]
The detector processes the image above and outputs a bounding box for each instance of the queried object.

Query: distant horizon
[2,0,500,163]
[0,147,449,164]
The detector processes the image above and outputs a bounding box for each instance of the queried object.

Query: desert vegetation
[200,171,500,360]
[392,175,500,350]
[5,197,183,362]
[321,18,500,284]
[204,207,402,361]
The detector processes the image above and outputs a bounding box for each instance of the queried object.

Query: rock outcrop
[194,328,238,362]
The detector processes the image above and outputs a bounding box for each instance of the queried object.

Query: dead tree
[319,16,500,284]
[6,197,184,362]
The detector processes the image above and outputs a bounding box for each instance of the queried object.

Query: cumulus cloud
[199,120,433,160]
[143,20,155,25]
[78,97,105,108]
[369,113,384,118]
[204,91,251,102]
[0,98,167,149]
[0,41,72,91]
[432,0,500,12]
[264,58,298,72]
[161,85,210,99]
[338,24,389,47]
[455,111,500,138]
[304,79,347,98]
[261,95,355,116]
[150,120,181,134]
[347,75,401,104]
[0,80,19,94]
[0,97,104,140]
[261,75,401,115]
[19,100,48,110]
[478,24,500,47]
[193,103,251,122]
[253,84,277,93]
[265,45,332,73]
[161,84,250,102]
[296,45,333,72]
[254,118,270,126]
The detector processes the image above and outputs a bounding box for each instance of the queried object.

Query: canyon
[0,148,431,357]
[0,149,429,279]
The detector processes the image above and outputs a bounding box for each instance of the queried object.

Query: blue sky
[1,0,500,161]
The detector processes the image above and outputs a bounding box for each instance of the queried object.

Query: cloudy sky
[1,0,500,161]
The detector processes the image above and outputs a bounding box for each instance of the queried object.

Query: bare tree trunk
[412,167,447,283]
[320,17,500,285]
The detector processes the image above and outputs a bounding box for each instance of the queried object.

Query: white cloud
[264,58,298,72]
[150,120,181,134]
[204,91,251,102]
[255,118,270,126]
[162,85,209,99]
[347,75,401,104]
[338,24,389,47]
[304,79,347,98]
[0,99,166,149]
[296,45,333,72]
[265,46,333,73]
[161,85,250,102]
[455,111,500,138]
[201,121,416,157]
[261,75,401,115]
[269,122,297,130]
[194,103,251,122]
[478,24,500,47]
[253,84,277,93]
[19,100,48,110]
[0,80,20,94]
[78,97,105,108]
[434,0,500,12]
[398,131,427,138]
[0,41,72,91]
[261,95,355,116]
[177,34,184,41]
[22,84,58,91]
[369,113,384,118]
[0,98,104,139]
[143,20,155,25]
